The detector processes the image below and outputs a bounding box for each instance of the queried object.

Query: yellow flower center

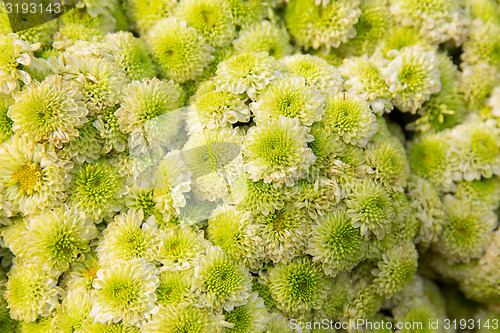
[12,164,42,194]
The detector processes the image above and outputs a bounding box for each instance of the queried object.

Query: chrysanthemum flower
[82,321,141,333]
[280,54,343,95]
[0,135,72,215]
[307,123,342,175]
[16,315,55,332]
[63,252,100,292]
[214,51,281,100]
[90,258,159,326]
[156,226,209,271]
[460,63,497,111]
[96,209,159,265]
[233,20,292,59]
[243,115,316,188]
[155,269,195,306]
[0,99,14,143]
[124,186,159,221]
[346,178,395,240]
[462,20,500,68]
[53,287,91,333]
[250,75,324,126]
[61,116,104,165]
[175,0,236,47]
[126,0,177,35]
[226,0,263,28]
[268,256,329,317]
[223,291,268,332]
[291,177,338,219]
[8,75,87,146]
[343,283,384,320]
[454,176,500,211]
[93,105,128,154]
[264,313,294,333]
[285,0,361,51]
[382,45,442,113]
[0,33,40,96]
[5,259,62,322]
[307,209,365,276]
[192,246,252,312]
[147,17,214,83]
[321,92,378,147]
[67,159,127,221]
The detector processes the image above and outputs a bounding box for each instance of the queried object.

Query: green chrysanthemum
[307,209,365,276]
[250,75,325,126]
[61,116,104,165]
[93,105,127,154]
[0,135,72,215]
[64,252,100,292]
[291,176,338,219]
[462,20,500,69]
[8,75,87,146]
[124,186,159,220]
[307,123,342,175]
[346,178,395,240]
[53,287,91,333]
[313,273,351,321]
[285,0,361,51]
[90,258,159,326]
[454,176,500,211]
[175,0,236,47]
[0,99,14,143]
[343,284,384,321]
[192,246,252,312]
[268,256,329,317]
[5,260,62,322]
[264,313,294,333]
[126,0,176,35]
[223,291,268,332]
[243,115,316,188]
[96,209,159,265]
[17,315,55,333]
[155,269,194,306]
[68,159,127,221]
[147,17,214,83]
[227,0,263,27]
[322,92,378,147]
[233,20,292,59]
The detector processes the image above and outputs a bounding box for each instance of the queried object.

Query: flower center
[12,164,42,194]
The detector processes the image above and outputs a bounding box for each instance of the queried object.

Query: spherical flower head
[124,186,159,220]
[146,17,214,83]
[285,0,361,51]
[226,0,263,28]
[155,269,194,306]
[233,20,292,59]
[268,256,329,317]
[207,204,263,270]
[346,178,395,240]
[5,259,62,322]
[243,115,316,188]
[0,33,40,97]
[156,226,209,271]
[68,159,127,221]
[322,92,378,147]
[307,208,365,276]
[214,51,280,100]
[8,75,87,146]
[126,0,176,35]
[53,286,91,332]
[454,176,500,211]
[0,135,72,215]
[460,63,498,112]
[434,196,498,264]
[64,252,100,292]
[223,291,268,332]
[61,115,104,165]
[96,209,159,265]
[382,45,442,113]
[175,0,236,47]
[250,75,325,126]
[462,20,500,68]
[280,54,344,95]
[90,258,159,326]
[192,246,252,312]
[449,120,500,181]
[256,205,309,263]
[373,242,418,297]
[0,99,14,144]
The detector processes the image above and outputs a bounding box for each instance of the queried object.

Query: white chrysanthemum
[153,150,192,221]
[192,246,252,312]
[0,33,40,96]
[0,135,72,215]
[382,45,442,113]
[90,258,159,327]
[223,291,268,332]
[53,286,92,332]
[250,75,324,126]
[96,209,160,265]
[243,115,316,188]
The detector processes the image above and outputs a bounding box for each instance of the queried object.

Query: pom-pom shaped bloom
[454,176,500,211]
[175,0,236,47]
[0,33,40,96]
[90,258,159,326]
[322,92,378,147]
[126,0,176,34]
[93,105,128,154]
[214,51,280,100]
[5,260,62,322]
[307,209,365,276]
[0,99,14,144]
[280,54,343,95]
[462,21,500,68]
[155,269,194,306]
[243,115,316,188]
[346,178,395,240]
[223,291,268,332]
[285,0,361,51]
[460,63,497,112]
[268,256,329,317]
[0,135,71,215]
[192,246,252,312]
[226,0,263,28]
[68,159,127,221]
[373,242,418,297]
[96,209,159,265]
[61,116,103,165]
[250,75,325,126]
[382,45,442,113]
[233,20,292,59]
[8,75,87,146]
[156,226,209,271]
[449,120,500,181]
[147,17,214,83]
